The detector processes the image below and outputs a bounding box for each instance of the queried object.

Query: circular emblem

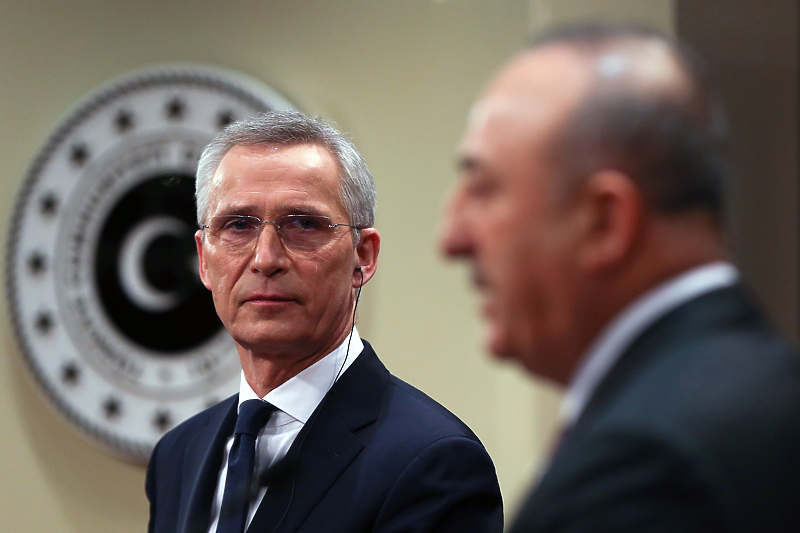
[7,65,293,463]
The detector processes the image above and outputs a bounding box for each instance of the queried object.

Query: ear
[353,228,380,288]
[575,169,644,274]
[195,230,213,290]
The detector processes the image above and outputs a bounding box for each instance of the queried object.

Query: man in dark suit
[440,24,800,532]
[147,110,502,533]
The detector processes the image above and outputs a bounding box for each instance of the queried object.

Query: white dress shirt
[207,327,363,533]
[559,261,739,427]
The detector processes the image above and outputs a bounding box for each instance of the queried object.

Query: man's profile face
[440,48,592,381]
[196,143,361,361]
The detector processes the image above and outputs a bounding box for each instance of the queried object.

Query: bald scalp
[530,24,729,224]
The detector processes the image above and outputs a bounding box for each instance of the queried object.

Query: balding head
[441,24,729,382]
[526,24,729,221]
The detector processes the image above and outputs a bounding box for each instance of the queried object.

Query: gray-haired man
[147,110,502,533]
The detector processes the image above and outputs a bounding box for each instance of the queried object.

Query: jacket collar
[179,396,239,533]
[248,340,388,533]
[577,284,763,428]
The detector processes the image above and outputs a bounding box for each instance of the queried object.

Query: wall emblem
[7,65,293,462]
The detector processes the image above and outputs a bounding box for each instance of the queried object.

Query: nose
[250,222,289,275]
[439,186,474,259]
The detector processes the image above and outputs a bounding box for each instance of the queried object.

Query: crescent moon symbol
[119,215,190,313]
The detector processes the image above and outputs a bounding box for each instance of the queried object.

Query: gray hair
[196,109,376,228]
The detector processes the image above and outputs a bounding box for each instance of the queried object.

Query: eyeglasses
[201,214,363,253]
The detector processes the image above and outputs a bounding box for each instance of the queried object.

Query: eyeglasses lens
[206,215,340,252]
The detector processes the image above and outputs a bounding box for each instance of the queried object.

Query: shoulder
[339,352,491,469]
[344,341,483,445]
[365,376,503,531]
[381,374,482,443]
[596,326,800,437]
[554,321,800,531]
[582,322,800,472]
[582,284,800,436]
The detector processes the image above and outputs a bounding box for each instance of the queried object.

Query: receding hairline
[526,23,712,112]
[529,23,680,55]
[517,24,728,218]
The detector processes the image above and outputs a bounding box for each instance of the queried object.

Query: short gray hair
[196,109,376,228]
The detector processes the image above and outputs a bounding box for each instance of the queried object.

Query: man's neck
[238,327,354,397]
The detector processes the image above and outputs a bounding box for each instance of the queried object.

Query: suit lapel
[247,342,389,533]
[577,284,763,428]
[532,285,765,508]
[178,396,239,533]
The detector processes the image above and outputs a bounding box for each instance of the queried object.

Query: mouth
[243,293,298,305]
[471,269,489,290]
[470,273,494,316]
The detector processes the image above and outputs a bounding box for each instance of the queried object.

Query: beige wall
[1,1,675,531]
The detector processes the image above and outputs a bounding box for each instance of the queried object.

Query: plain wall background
[4,1,795,531]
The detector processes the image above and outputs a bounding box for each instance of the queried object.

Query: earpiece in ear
[355,266,362,272]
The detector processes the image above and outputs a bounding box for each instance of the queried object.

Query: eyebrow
[214,202,329,218]
[214,203,260,216]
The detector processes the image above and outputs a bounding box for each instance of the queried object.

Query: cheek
[205,254,245,300]
[490,222,536,288]
[297,248,354,294]
[492,226,561,324]
[495,253,540,329]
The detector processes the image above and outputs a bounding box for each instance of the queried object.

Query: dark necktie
[217,399,277,533]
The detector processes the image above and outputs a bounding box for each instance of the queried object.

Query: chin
[484,324,518,361]
[486,324,545,375]
[232,326,302,352]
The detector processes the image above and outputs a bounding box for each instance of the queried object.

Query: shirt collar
[238,327,363,424]
[559,261,739,426]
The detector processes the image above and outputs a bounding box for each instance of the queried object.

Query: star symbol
[27,252,46,275]
[115,109,134,133]
[39,193,59,216]
[153,410,172,432]
[34,312,53,334]
[217,110,235,129]
[166,97,185,120]
[103,397,122,419]
[61,363,80,385]
[70,144,89,166]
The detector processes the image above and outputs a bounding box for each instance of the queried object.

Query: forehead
[209,142,343,214]
[460,47,592,170]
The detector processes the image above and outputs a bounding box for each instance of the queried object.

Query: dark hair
[534,23,729,222]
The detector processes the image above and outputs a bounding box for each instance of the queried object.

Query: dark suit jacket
[147,341,502,533]
[510,285,800,533]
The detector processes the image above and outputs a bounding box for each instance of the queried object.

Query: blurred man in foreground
[147,110,502,533]
[441,24,800,532]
